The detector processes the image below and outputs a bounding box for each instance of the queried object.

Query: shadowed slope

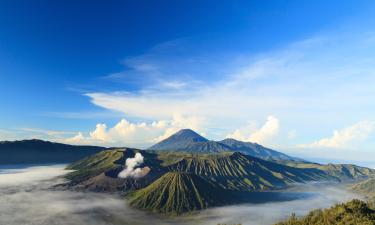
[0,139,105,164]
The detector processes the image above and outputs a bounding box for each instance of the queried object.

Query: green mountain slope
[275,199,375,225]
[351,178,375,201]
[286,162,375,181]
[65,148,167,192]
[318,164,375,181]
[127,172,230,214]
[167,152,330,191]
[65,150,332,193]
[0,139,105,164]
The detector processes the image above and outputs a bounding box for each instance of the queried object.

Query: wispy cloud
[299,121,375,149]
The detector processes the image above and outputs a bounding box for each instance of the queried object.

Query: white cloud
[64,114,205,148]
[89,123,110,142]
[65,132,86,144]
[299,121,375,149]
[226,116,280,144]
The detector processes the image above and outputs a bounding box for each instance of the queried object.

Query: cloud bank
[64,114,205,147]
[299,121,375,148]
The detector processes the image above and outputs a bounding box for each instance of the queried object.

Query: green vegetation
[128,172,230,214]
[167,152,330,191]
[285,162,375,181]
[275,199,375,225]
[351,178,375,202]
[66,149,124,184]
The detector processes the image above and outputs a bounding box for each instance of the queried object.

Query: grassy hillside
[286,162,375,181]
[127,172,231,214]
[351,178,375,201]
[275,199,375,225]
[66,148,167,192]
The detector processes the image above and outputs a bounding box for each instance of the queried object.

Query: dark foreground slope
[275,199,375,225]
[148,129,303,162]
[0,139,105,164]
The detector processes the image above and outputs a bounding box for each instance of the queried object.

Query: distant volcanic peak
[172,129,208,142]
[148,129,209,151]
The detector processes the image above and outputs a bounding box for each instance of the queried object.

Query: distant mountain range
[0,139,105,164]
[63,148,375,214]
[0,129,301,165]
[149,129,303,162]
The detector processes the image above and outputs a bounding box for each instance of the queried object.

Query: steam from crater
[118,152,146,178]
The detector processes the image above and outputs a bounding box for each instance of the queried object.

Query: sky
[1,0,375,165]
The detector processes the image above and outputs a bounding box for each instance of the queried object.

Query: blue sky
[1,0,375,165]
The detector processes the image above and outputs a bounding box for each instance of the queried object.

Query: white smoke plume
[118,153,145,178]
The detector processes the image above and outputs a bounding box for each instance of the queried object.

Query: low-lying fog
[0,165,362,225]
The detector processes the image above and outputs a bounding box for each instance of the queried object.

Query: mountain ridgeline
[148,129,302,162]
[0,139,105,164]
